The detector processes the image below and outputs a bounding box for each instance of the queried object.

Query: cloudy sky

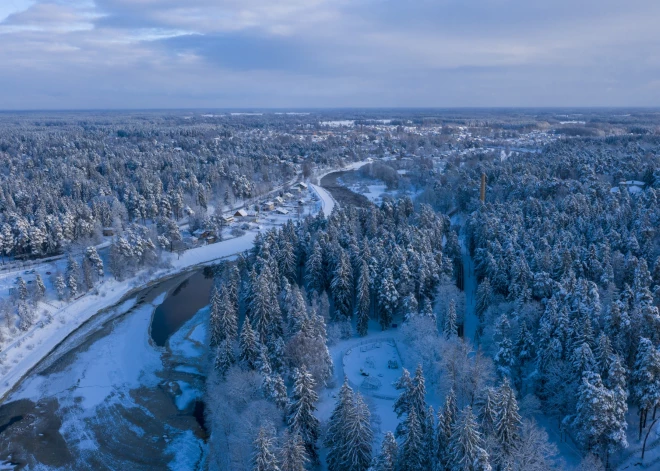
[1,0,659,109]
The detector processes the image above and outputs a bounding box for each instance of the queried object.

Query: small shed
[234,209,248,218]
[275,208,289,215]
[262,201,275,211]
[102,227,115,237]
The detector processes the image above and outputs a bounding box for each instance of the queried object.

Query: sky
[0,0,659,109]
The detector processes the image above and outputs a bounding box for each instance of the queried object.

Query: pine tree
[287,366,320,463]
[239,316,260,370]
[253,425,281,471]
[444,299,458,339]
[372,431,398,471]
[494,378,521,456]
[356,260,371,336]
[449,406,487,471]
[280,430,308,471]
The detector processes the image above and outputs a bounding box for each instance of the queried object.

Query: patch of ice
[175,381,202,411]
[166,429,207,471]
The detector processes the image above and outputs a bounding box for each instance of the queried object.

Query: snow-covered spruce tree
[66,255,79,298]
[285,285,308,336]
[631,337,660,439]
[252,425,281,471]
[284,310,333,386]
[345,392,373,471]
[17,277,28,301]
[421,297,436,322]
[331,249,353,321]
[280,430,308,471]
[423,405,437,469]
[476,387,498,438]
[409,364,428,422]
[436,388,459,471]
[594,333,613,380]
[287,366,320,464]
[604,354,628,459]
[55,273,67,301]
[82,258,94,291]
[397,408,424,471]
[572,370,613,456]
[251,270,283,343]
[371,431,398,471]
[214,338,235,377]
[449,406,489,471]
[34,273,46,301]
[305,241,325,295]
[85,245,104,278]
[17,301,35,331]
[210,282,238,347]
[494,378,521,459]
[444,299,458,339]
[378,268,398,330]
[474,278,492,326]
[240,316,261,370]
[393,368,412,431]
[209,285,223,346]
[326,379,355,471]
[259,347,288,410]
[356,260,371,336]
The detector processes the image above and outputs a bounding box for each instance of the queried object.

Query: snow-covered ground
[0,188,318,403]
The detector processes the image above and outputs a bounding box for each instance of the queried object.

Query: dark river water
[151,269,215,346]
[0,267,216,470]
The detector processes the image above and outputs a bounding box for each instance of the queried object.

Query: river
[0,268,215,470]
[0,165,371,470]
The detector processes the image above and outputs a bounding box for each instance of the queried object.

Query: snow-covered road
[309,183,337,216]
